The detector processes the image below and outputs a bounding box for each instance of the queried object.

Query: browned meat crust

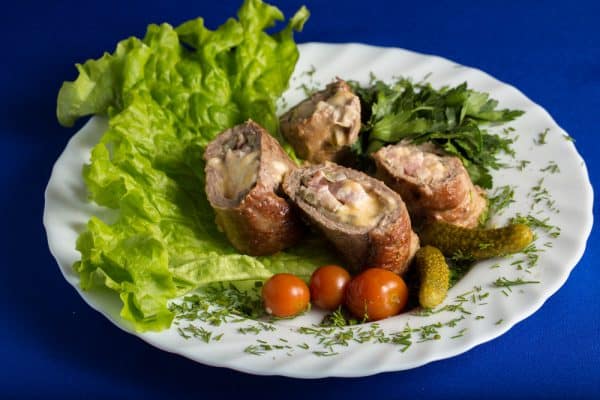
[279,79,361,164]
[373,143,487,228]
[204,120,303,256]
[283,163,418,274]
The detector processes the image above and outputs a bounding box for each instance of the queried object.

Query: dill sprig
[493,277,540,292]
[293,65,320,97]
[534,128,550,145]
[510,213,561,238]
[487,185,516,219]
[540,161,560,174]
[515,159,531,171]
[414,287,488,317]
[529,178,559,213]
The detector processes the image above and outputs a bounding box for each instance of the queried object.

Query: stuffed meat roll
[204,120,303,256]
[283,162,419,274]
[373,142,487,228]
[279,78,361,164]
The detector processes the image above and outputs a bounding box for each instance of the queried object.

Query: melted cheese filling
[387,146,447,183]
[209,148,259,200]
[315,90,359,147]
[300,172,390,228]
[271,160,290,185]
[333,181,383,227]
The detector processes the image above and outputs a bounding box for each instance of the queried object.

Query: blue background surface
[1,0,598,398]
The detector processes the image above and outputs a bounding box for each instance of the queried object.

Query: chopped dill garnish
[294,65,321,97]
[244,345,266,356]
[534,128,550,145]
[237,322,276,335]
[529,178,559,213]
[414,287,488,317]
[389,325,413,352]
[451,328,468,339]
[484,185,515,224]
[510,213,561,238]
[416,322,443,342]
[540,161,560,174]
[515,160,531,171]
[313,351,339,357]
[178,324,214,343]
[177,327,191,340]
[521,242,542,268]
[297,83,320,97]
[493,277,540,291]
[320,306,369,327]
[238,326,260,335]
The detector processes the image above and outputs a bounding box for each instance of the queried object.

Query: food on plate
[309,264,351,310]
[373,142,487,228]
[204,120,303,255]
[57,0,314,331]
[419,221,534,260]
[349,78,524,189]
[283,162,419,274]
[262,273,310,317]
[414,246,450,308]
[280,78,361,164]
[345,268,409,321]
[55,0,533,332]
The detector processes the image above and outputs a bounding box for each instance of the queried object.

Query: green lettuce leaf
[58,1,332,332]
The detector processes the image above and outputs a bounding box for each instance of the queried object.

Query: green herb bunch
[349,78,524,188]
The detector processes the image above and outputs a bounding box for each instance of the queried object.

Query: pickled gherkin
[419,221,534,260]
[415,246,449,308]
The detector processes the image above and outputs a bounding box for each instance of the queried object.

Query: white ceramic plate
[44,43,593,378]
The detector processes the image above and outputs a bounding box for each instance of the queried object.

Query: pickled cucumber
[419,221,534,260]
[415,246,449,308]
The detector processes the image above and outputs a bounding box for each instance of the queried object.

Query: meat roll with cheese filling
[373,143,487,228]
[204,120,303,256]
[283,163,419,274]
[279,78,361,164]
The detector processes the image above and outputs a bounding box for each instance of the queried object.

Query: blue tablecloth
[2,0,598,397]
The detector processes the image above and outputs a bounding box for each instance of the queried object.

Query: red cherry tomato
[309,265,351,310]
[262,273,310,317]
[345,268,408,321]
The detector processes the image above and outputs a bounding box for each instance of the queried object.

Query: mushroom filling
[292,85,360,147]
[385,146,448,184]
[317,89,360,147]
[299,170,391,228]
[207,132,260,201]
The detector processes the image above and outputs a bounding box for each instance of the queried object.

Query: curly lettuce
[57,1,333,332]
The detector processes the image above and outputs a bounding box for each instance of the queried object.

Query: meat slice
[373,142,487,228]
[279,78,361,164]
[283,162,419,274]
[204,120,303,256]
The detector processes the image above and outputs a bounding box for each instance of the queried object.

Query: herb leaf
[349,78,523,188]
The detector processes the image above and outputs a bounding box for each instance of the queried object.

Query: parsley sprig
[349,78,524,188]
